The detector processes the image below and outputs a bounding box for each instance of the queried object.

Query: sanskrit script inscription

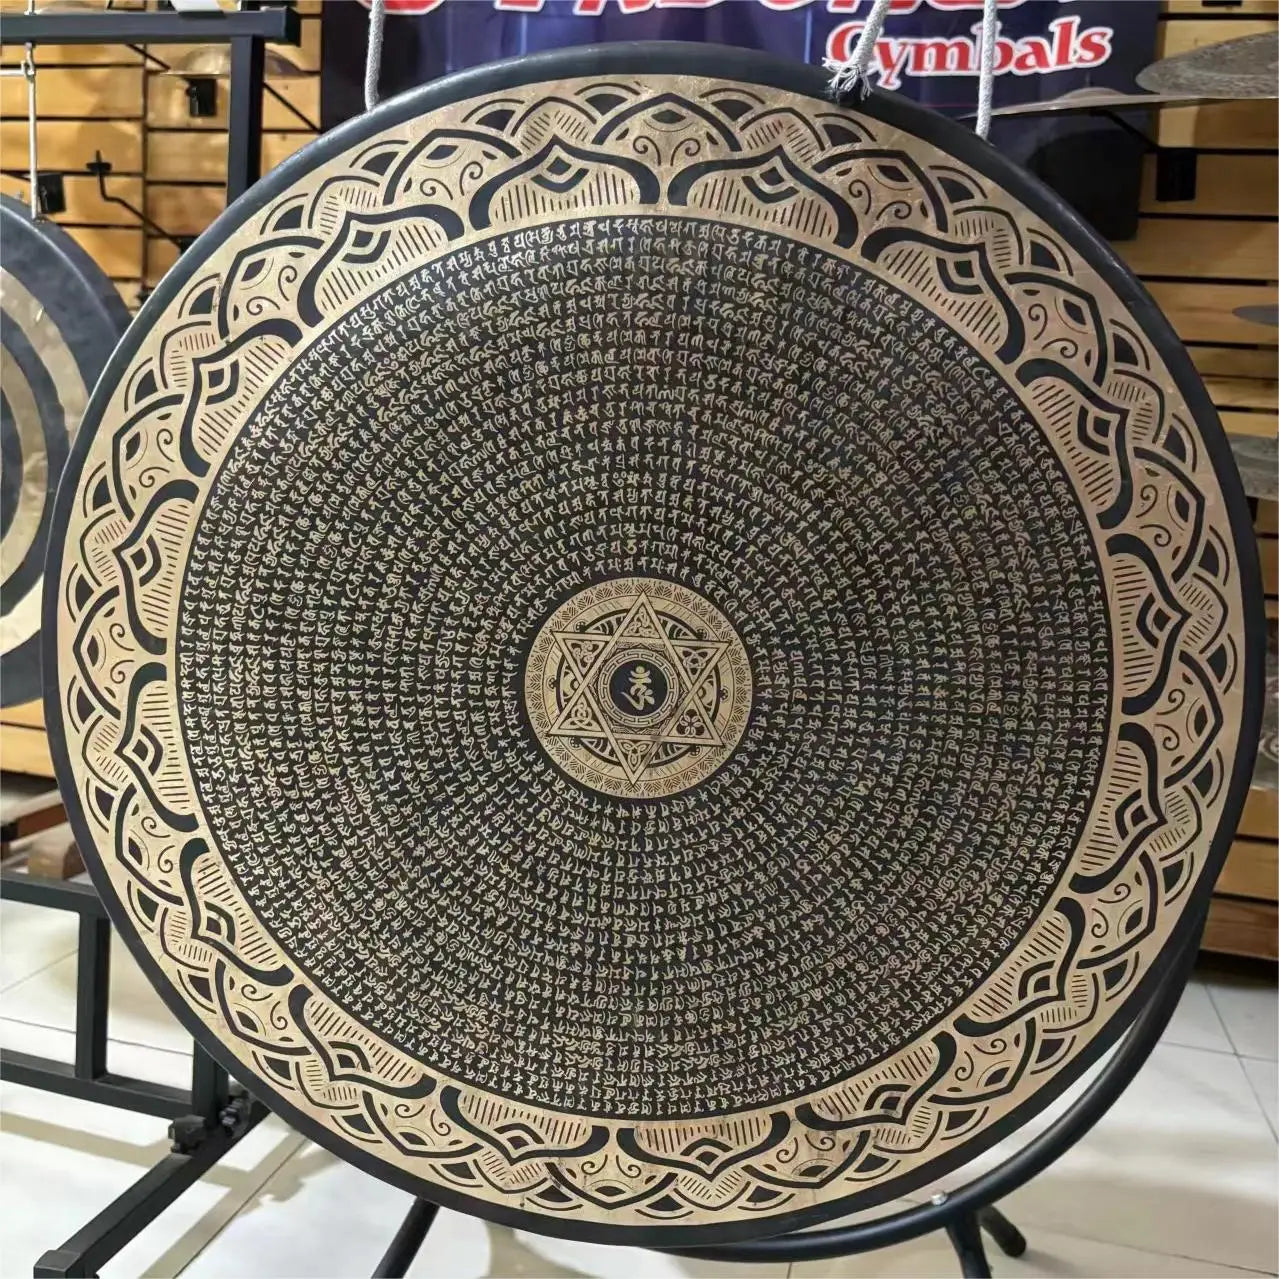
[176,216,1110,1120]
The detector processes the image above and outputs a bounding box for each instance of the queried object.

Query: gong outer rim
[2,194,129,708]
[43,41,1266,1248]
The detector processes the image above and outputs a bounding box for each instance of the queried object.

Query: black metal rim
[43,41,1266,1249]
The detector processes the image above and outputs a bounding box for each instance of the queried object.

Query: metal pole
[23,43,36,217]
[225,35,264,203]
[73,914,111,1081]
[371,1200,439,1279]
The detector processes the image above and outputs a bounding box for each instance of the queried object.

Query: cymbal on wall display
[1,194,129,709]
[45,44,1264,1247]
[989,87,1236,119]
[1138,31,1279,100]
[1232,303,1279,328]
[161,46,306,79]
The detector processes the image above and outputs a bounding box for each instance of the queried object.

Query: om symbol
[624,664,655,712]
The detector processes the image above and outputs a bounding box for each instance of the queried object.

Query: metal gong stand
[368,918,1205,1279]
[0,8,299,1279]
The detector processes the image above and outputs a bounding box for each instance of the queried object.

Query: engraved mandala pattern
[52,71,1252,1237]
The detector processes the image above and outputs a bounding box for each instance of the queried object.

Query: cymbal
[46,43,1264,1247]
[1233,303,1279,328]
[990,86,1231,119]
[1138,31,1279,99]
[160,45,305,79]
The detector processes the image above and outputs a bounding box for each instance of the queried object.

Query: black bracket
[1091,109,1198,202]
[85,150,195,254]
[186,75,218,118]
[36,171,65,216]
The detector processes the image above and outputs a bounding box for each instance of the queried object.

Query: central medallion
[524,578,752,799]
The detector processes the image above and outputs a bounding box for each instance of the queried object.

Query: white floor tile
[1206,972,1278,1061]
[1162,977,1233,1054]
[2,932,191,1055]
[789,1220,1270,1277]
[993,1043,1279,1274]
[182,1142,789,1279]
[178,1142,416,1278]
[0,1020,304,1279]
[0,898,78,992]
[504,1226,790,1278]
[1242,1057,1279,1140]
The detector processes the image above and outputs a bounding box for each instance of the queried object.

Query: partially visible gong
[46,45,1263,1246]
[2,195,128,707]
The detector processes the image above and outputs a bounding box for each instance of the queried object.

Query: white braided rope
[974,0,999,138]
[364,0,387,112]
[824,0,894,100]
[826,0,1001,140]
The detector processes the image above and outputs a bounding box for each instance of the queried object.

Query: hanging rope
[825,0,893,101]
[826,0,1001,140]
[973,0,999,139]
[365,0,388,112]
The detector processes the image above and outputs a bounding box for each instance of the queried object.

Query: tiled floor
[1,895,1275,1278]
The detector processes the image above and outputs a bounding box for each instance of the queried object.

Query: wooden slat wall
[141,7,320,287]
[0,1,320,305]
[1137,5,1279,960]
[1130,4,1279,453]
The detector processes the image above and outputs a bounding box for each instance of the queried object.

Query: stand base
[372,1198,1028,1278]
[32,1098,267,1279]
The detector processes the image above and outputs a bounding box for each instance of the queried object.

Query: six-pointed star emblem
[546,591,729,785]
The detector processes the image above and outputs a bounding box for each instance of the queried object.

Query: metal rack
[0,11,297,1275]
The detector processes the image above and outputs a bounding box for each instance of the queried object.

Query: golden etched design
[526,578,750,798]
[48,61,1258,1243]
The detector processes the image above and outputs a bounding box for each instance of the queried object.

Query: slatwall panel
[1136,4,1279,958]
[0,0,320,305]
[141,8,320,288]
[0,25,145,303]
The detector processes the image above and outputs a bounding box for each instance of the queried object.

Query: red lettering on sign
[826,15,1114,84]
[908,36,972,76]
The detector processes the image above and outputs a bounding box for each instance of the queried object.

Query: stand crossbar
[1,863,268,1278]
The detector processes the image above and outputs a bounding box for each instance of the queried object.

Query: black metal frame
[0,14,297,1275]
[0,6,296,203]
[0,864,268,1279]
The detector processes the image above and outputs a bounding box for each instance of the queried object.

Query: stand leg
[31,1102,266,1278]
[978,1204,1027,1257]
[945,1211,992,1279]
[371,1199,438,1279]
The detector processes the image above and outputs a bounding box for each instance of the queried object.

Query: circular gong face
[47,45,1262,1245]
[2,195,128,708]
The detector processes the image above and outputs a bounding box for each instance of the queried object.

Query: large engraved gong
[46,45,1263,1245]
[2,194,129,707]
